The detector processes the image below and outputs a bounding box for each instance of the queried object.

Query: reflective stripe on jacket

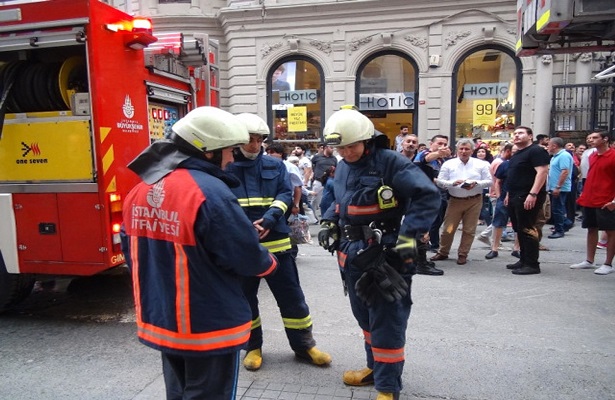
[123,158,277,356]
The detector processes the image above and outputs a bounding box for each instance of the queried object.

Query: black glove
[393,234,418,262]
[353,244,409,306]
[318,221,339,254]
[354,260,408,306]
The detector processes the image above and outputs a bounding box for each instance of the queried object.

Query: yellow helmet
[323,108,374,147]
[172,106,249,152]
[235,113,270,137]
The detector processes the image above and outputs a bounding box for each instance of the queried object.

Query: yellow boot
[295,346,332,366]
[342,367,374,386]
[243,349,262,371]
[376,392,399,400]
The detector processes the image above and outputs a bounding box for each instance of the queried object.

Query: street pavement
[1,222,614,400]
[135,223,615,400]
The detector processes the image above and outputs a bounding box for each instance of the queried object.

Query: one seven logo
[21,142,41,157]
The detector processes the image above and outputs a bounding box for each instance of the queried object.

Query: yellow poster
[473,99,497,127]
[287,106,307,132]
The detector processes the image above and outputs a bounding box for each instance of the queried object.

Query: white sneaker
[594,264,614,275]
[477,235,491,246]
[570,260,595,269]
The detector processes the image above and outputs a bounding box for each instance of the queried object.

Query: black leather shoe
[548,232,564,239]
[485,251,499,259]
[510,250,520,258]
[512,266,541,275]
[416,264,444,276]
[506,261,523,270]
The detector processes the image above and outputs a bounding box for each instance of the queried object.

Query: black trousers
[507,192,546,269]
[161,351,240,400]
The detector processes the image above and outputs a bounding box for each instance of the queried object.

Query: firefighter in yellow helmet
[318,106,441,400]
[122,106,278,399]
[226,113,332,371]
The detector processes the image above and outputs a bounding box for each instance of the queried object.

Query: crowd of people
[391,128,614,277]
[119,105,614,400]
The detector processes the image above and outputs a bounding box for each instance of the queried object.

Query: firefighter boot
[342,367,374,386]
[376,392,400,400]
[243,349,262,371]
[295,346,332,366]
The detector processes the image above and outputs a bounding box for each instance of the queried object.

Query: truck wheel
[0,273,35,313]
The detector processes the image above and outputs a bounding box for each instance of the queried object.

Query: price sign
[287,106,307,132]
[472,99,496,126]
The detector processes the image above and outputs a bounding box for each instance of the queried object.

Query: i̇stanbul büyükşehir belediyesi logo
[123,94,135,119]
[146,180,165,208]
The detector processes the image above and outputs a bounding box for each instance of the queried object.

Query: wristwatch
[555,186,562,189]
[528,193,538,197]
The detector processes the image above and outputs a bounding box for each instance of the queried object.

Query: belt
[342,220,400,241]
[449,193,482,200]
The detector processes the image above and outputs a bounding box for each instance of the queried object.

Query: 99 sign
[475,103,494,115]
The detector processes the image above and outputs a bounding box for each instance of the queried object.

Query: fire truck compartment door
[12,193,105,264]
[13,193,63,262]
[57,193,104,263]
[0,119,94,182]
[0,194,19,273]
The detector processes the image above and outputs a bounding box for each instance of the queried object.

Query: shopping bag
[288,214,311,244]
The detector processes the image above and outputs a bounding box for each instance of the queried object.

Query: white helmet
[172,106,249,152]
[323,107,374,147]
[236,113,270,137]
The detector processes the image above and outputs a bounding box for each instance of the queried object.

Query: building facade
[108,0,614,152]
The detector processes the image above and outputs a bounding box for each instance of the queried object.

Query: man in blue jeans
[547,137,574,239]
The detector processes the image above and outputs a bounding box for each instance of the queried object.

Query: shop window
[268,57,323,155]
[356,51,417,149]
[453,47,521,151]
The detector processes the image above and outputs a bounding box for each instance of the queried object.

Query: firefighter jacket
[322,143,441,262]
[226,150,293,254]
[122,156,278,357]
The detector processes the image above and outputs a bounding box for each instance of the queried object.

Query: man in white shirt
[430,138,492,265]
[294,145,313,187]
[394,125,409,152]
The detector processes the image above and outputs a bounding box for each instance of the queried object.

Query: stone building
[108,0,614,152]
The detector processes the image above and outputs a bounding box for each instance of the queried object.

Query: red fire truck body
[0,0,209,310]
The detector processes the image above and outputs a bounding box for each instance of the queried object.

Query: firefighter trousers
[346,261,413,394]
[242,251,316,352]
[161,350,240,400]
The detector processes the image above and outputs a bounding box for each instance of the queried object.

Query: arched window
[267,56,324,155]
[452,46,522,151]
[356,51,418,148]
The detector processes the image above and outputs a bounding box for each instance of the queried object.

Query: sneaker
[510,250,520,258]
[569,260,595,269]
[596,241,607,250]
[594,264,614,275]
[477,235,491,246]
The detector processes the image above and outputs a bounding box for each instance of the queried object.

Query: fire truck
[0,0,218,312]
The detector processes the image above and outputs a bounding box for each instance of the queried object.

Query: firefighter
[226,113,332,371]
[318,107,440,400]
[122,106,278,400]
